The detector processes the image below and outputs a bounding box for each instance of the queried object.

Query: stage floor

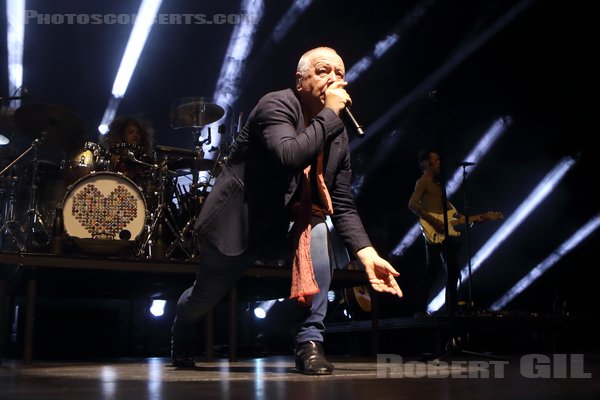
[1,355,599,399]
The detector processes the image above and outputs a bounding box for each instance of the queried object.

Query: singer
[171,47,402,375]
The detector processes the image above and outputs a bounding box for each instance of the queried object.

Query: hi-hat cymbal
[14,103,86,150]
[155,144,195,157]
[170,98,224,128]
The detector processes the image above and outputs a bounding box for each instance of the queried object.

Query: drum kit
[0,98,228,260]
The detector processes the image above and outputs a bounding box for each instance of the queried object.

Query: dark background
[0,0,598,357]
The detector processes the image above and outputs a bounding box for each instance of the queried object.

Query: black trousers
[416,237,461,316]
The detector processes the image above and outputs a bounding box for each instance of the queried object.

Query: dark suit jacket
[194,89,371,256]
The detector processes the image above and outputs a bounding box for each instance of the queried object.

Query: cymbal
[0,106,15,145]
[155,144,195,157]
[14,103,86,150]
[170,99,224,128]
[166,157,217,171]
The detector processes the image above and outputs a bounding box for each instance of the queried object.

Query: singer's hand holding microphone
[324,81,364,138]
[324,81,351,116]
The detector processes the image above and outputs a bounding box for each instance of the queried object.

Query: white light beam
[490,213,600,311]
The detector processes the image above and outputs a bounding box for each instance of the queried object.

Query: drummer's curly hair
[103,115,154,155]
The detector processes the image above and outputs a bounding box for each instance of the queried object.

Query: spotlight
[253,307,266,319]
[327,290,335,302]
[98,124,109,135]
[149,300,166,317]
[252,299,276,319]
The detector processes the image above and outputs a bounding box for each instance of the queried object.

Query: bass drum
[62,172,147,254]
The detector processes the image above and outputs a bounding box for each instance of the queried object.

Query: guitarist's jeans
[172,217,333,351]
[420,237,461,316]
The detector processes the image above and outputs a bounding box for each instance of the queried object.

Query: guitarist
[408,150,460,317]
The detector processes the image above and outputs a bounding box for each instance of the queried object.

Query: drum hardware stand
[0,172,25,251]
[158,125,212,261]
[0,134,50,251]
[190,125,211,196]
[164,179,212,260]
[136,157,189,259]
[164,216,196,260]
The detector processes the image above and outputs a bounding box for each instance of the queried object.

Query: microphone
[126,150,155,169]
[342,107,365,138]
[456,161,476,167]
[0,86,30,101]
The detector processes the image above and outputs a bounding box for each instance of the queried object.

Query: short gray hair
[296,46,339,78]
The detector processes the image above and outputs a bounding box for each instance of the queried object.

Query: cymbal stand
[0,136,41,177]
[0,134,49,251]
[0,171,25,251]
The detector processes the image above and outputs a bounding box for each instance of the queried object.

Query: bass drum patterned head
[62,171,147,254]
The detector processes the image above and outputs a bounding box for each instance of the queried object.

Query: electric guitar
[420,210,504,244]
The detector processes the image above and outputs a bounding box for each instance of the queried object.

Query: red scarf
[290,153,333,306]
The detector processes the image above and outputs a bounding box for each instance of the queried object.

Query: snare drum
[108,142,152,181]
[62,142,108,184]
[62,172,147,245]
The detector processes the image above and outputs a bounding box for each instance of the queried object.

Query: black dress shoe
[295,340,334,375]
[171,336,196,368]
[172,354,196,369]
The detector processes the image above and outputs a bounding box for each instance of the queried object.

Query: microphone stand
[428,91,506,361]
[429,90,454,318]
[429,90,466,358]
[459,164,474,313]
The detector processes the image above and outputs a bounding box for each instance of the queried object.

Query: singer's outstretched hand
[357,246,403,298]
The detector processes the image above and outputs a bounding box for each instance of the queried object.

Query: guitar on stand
[420,210,504,244]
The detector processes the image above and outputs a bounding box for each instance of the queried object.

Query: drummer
[101,115,155,181]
